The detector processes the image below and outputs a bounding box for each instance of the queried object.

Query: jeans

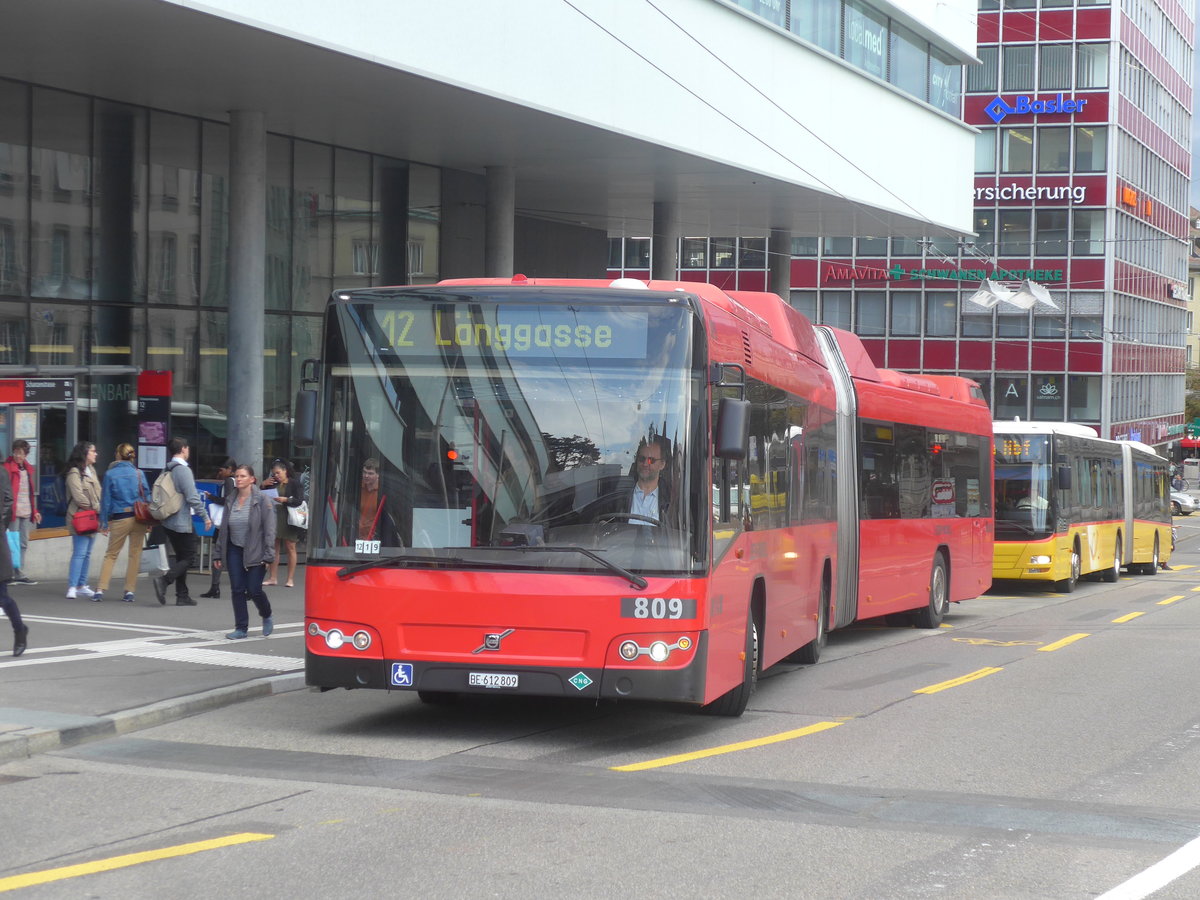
[69,532,96,587]
[163,528,198,598]
[225,543,271,632]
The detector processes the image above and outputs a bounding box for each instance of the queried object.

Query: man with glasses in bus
[629,436,672,526]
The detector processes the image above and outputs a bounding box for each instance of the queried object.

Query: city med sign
[985,94,1087,125]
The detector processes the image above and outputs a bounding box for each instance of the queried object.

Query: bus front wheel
[1057,545,1081,593]
[701,613,757,717]
[914,552,949,628]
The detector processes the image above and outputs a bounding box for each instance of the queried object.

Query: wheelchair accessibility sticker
[391,663,414,686]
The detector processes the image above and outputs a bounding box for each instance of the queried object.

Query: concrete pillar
[651,201,680,281]
[227,110,267,475]
[769,228,792,300]
[485,166,515,277]
[95,110,136,455]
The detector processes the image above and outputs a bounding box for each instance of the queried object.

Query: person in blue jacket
[96,443,151,602]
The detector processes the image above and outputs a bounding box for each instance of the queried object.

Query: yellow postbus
[993,422,1171,591]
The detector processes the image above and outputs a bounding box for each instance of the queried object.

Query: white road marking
[0,621,306,670]
[1096,833,1200,900]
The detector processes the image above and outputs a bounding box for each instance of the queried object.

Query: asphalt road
[3,520,1200,898]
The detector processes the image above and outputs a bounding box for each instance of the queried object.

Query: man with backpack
[152,437,211,606]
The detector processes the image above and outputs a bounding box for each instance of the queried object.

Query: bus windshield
[310,293,707,576]
[994,433,1054,537]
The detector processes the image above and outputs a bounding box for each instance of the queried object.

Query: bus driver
[629,436,672,526]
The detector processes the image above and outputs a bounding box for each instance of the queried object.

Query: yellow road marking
[1112,611,1146,623]
[913,667,1003,694]
[953,637,1042,647]
[1038,633,1090,652]
[0,833,274,893]
[610,721,844,772]
[1159,596,1185,606]
[1190,585,1200,593]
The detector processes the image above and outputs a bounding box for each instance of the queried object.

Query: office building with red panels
[608,1,1193,452]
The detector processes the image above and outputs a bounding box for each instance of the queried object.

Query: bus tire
[789,577,829,666]
[1100,537,1121,583]
[701,613,757,717]
[913,552,949,628]
[1139,538,1160,576]
[1056,544,1081,593]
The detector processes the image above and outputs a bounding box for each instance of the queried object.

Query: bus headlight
[308,621,373,652]
[614,635,695,664]
[1029,555,1051,565]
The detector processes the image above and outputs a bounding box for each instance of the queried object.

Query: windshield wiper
[490,545,648,589]
[337,554,469,579]
[337,547,648,589]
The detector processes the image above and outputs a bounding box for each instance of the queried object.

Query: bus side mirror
[715,397,749,460]
[1057,467,1072,490]
[294,389,317,448]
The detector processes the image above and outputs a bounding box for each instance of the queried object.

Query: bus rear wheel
[701,613,757,717]
[788,579,828,666]
[1057,545,1081,593]
[913,552,948,628]
[1100,537,1121,583]
[1138,538,1160,576]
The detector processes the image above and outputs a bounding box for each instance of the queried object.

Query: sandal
[285,581,295,588]
[263,579,277,586]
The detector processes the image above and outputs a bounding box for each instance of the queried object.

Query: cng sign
[985,93,1087,124]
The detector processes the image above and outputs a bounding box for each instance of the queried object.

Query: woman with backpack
[96,442,151,602]
[64,441,102,600]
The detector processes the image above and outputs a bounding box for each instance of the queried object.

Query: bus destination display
[375,305,649,359]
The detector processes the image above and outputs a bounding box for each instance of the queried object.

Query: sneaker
[77,585,95,599]
[225,629,248,640]
[13,625,28,657]
[12,575,36,585]
[175,596,197,606]
[153,576,167,605]
[262,616,274,637]
[65,587,76,600]
[91,591,104,602]
[123,592,135,603]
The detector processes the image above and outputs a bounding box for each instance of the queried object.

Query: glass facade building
[0,78,442,473]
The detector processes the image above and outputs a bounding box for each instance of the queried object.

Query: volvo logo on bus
[473,628,514,653]
[985,93,1087,124]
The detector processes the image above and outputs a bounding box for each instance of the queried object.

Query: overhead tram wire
[557,0,956,246]
[559,0,1190,279]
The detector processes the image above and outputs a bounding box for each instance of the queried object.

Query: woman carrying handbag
[64,441,102,600]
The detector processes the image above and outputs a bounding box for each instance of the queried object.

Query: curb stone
[0,671,306,763]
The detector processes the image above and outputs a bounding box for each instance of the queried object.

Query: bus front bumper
[305,635,709,705]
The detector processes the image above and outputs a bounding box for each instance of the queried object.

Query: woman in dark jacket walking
[213,464,276,640]
[0,471,28,655]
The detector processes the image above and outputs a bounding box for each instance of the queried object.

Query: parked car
[1171,490,1194,516]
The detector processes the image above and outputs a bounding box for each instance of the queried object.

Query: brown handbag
[134,479,156,525]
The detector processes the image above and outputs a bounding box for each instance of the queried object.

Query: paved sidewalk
[0,566,309,762]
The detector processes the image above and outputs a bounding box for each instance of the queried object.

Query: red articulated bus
[297,277,993,716]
